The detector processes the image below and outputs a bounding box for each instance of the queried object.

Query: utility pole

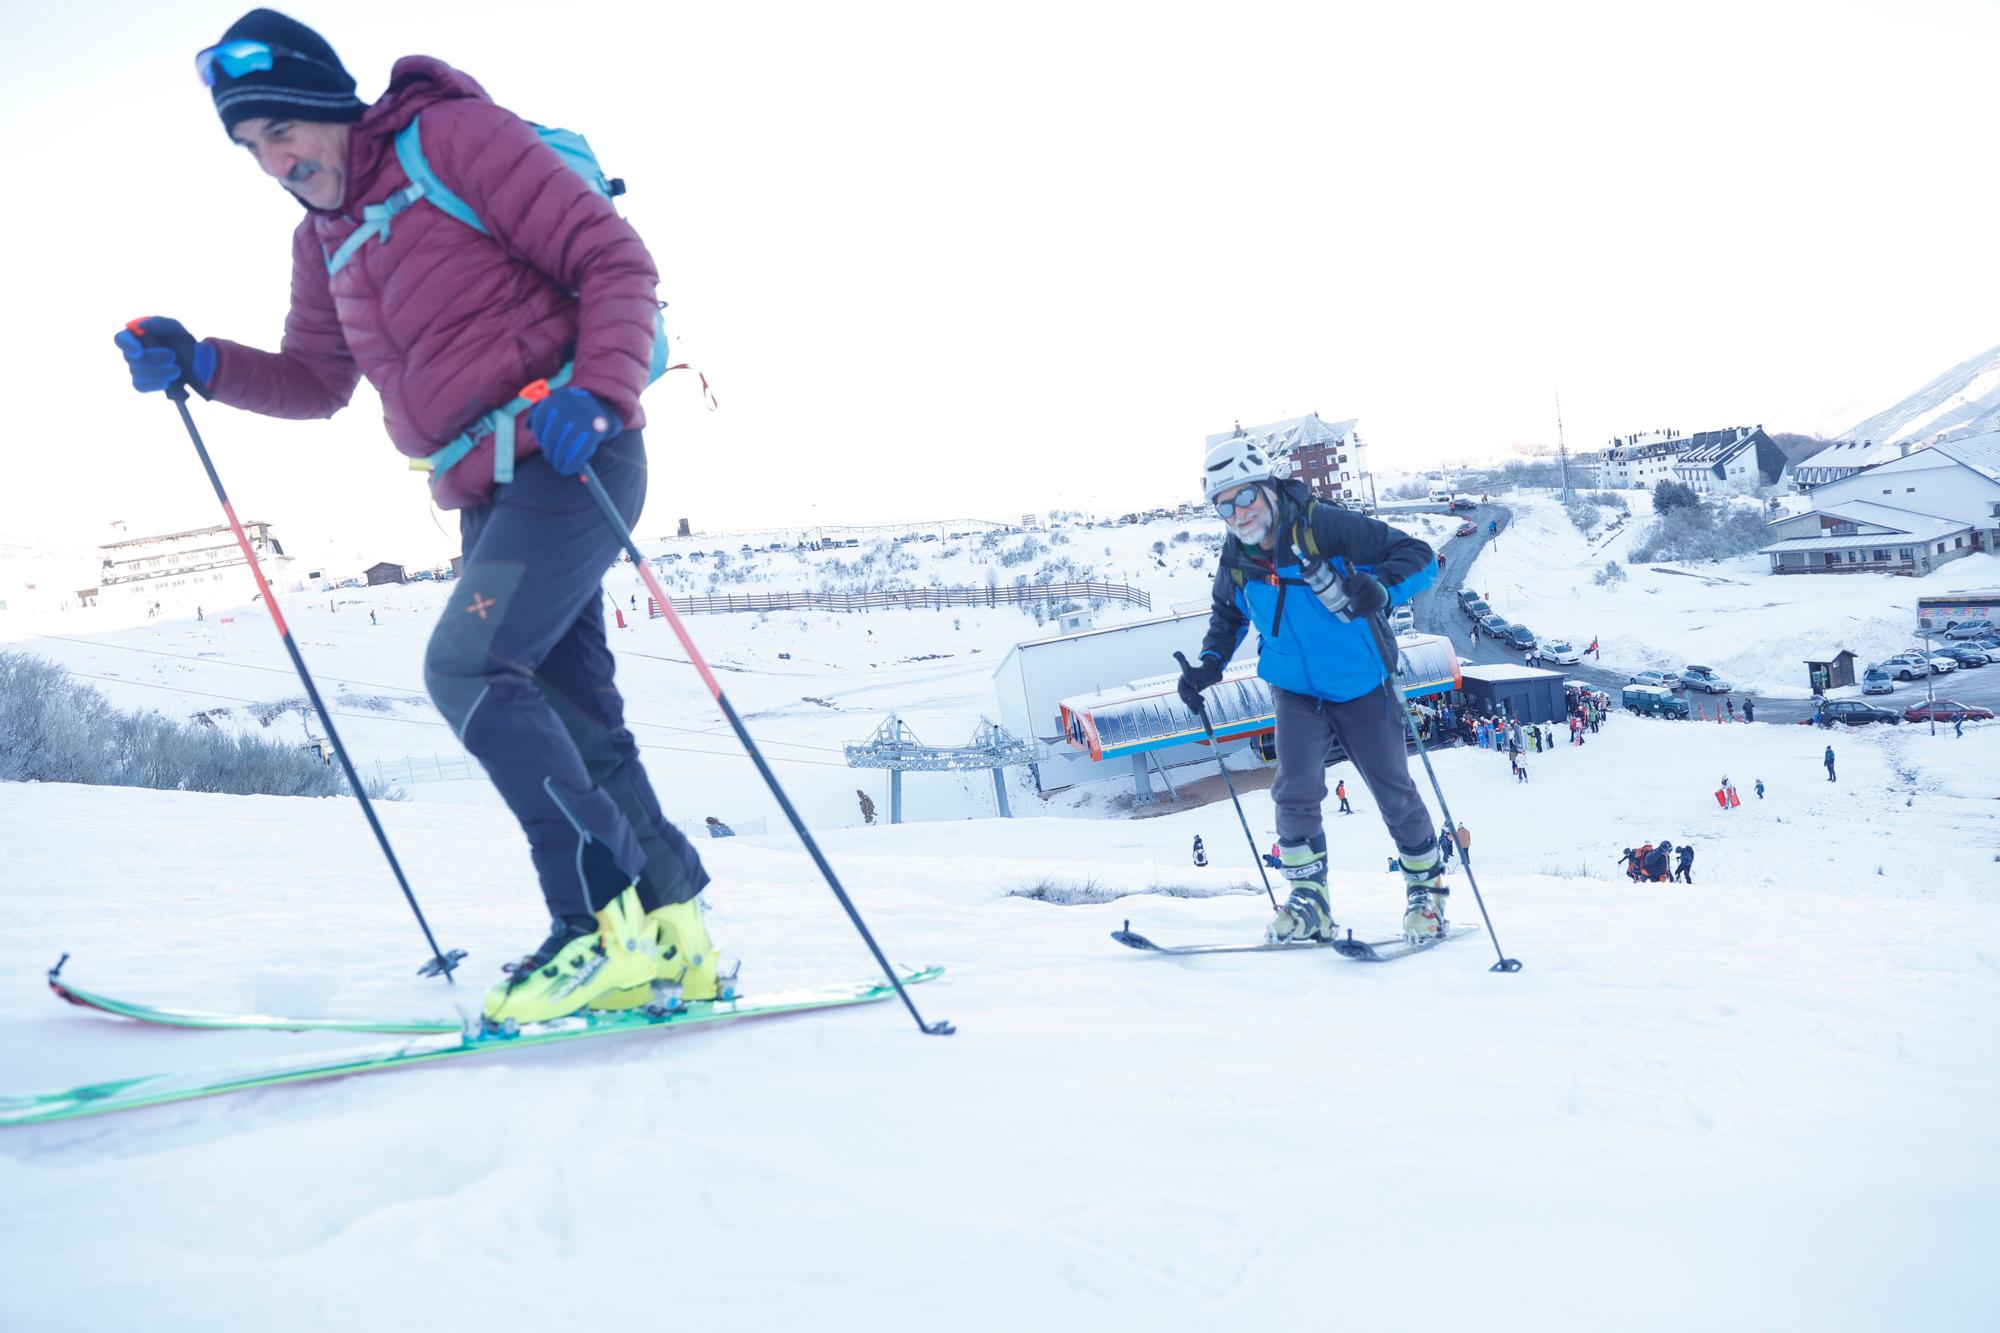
[1556,389,1572,501]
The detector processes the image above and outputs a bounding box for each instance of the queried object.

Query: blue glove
[528,386,623,476]
[114,317,214,398]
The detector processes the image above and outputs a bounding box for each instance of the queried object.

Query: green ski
[6,963,942,1127]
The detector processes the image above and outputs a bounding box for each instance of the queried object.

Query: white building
[1756,429,2000,575]
[1785,438,1917,492]
[98,521,295,612]
[1601,430,1691,489]
[1669,425,1785,495]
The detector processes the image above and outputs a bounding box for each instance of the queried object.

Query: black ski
[1112,920,1476,962]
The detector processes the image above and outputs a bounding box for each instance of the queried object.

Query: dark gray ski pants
[423,430,708,921]
[1269,683,1436,857]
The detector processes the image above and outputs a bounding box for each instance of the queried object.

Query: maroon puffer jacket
[204,57,660,510]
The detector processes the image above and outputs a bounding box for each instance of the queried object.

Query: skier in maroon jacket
[113,9,714,1025]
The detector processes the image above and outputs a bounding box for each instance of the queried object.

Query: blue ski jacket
[1198,480,1437,704]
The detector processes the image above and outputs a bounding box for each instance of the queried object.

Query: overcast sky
[4,0,1997,566]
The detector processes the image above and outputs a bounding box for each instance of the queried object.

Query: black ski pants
[1270,683,1435,858]
[424,430,709,921]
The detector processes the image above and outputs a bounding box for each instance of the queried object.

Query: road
[1404,503,2000,728]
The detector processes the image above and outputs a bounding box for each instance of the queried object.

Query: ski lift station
[991,611,1461,802]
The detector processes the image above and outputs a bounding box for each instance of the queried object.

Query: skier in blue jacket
[1176,433,1444,944]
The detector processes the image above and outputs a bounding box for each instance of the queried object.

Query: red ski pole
[576,463,952,1036]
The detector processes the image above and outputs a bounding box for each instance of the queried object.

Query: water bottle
[1301,561,1353,622]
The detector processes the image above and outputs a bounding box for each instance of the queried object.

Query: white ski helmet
[1202,434,1281,503]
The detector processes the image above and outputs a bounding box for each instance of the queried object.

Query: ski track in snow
[3,508,1999,1329]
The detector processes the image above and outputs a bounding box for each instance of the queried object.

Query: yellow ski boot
[482,886,655,1026]
[589,894,726,1011]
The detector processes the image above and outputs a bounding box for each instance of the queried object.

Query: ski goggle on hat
[194,38,337,87]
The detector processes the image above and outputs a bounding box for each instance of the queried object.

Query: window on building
[1906,487,1915,493]
[1954,537,1964,549]
[1846,550,1858,563]
[1937,543,1947,554]
[1872,550,1888,561]
[1899,547,1913,559]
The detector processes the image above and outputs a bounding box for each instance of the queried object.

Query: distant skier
[112,9,711,1027]
[1177,434,1445,944]
[705,816,735,838]
[1824,745,1837,783]
[369,609,377,626]
[1192,835,1208,868]
[1265,842,1282,871]
[1755,778,1765,800]
[1439,829,1456,871]
[1619,847,1641,880]
[1726,698,1736,721]
[1642,840,1674,882]
[1674,844,1694,884]
[1743,698,1755,723]
[1335,780,1352,815]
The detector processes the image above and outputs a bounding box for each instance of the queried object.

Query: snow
[1464,492,2000,697]
[3,509,1999,1328]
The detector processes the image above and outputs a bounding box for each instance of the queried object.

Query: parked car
[1449,497,1478,511]
[1622,684,1689,718]
[1627,670,1676,690]
[1861,668,1895,696]
[1965,636,2000,654]
[1504,624,1536,651]
[1388,606,1416,634]
[1903,699,1995,724]
[1817,700,1902,726]
[1540,639,1582,665]
[1477,613,1512,637]
[1879,653,1932,681]
[1680,665,1731,694]
[1463,599,1491,621]
[1457,588,1484,610]
[1455,521,1476,538]
[411,570,434,581]
[1924,655,1958,675]
[1935,645,1989,668]
[1944,621,1995,640]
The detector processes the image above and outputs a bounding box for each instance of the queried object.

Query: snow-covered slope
[2,713,1996,1330]
[1463,493,2000,697]
[1843,340,2000,446]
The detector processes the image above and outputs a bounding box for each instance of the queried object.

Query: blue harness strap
[411,362,575,492]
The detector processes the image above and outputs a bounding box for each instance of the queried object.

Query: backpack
[326,114,674,489]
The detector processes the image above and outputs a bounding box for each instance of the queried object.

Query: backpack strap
[392,115,487,235]
[411,361,575,491]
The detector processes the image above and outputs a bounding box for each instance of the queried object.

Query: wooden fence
[649,581,1151,617]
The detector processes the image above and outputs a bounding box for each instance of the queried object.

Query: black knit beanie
[208,9,367,135]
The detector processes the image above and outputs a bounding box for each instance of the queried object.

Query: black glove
[114,317,213,399]
[1341,572,1388,620]
[1176,654,1224,712]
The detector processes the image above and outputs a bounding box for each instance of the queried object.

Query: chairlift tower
[844,714,1042,822]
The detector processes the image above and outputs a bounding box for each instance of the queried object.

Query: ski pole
[1378,675,1522,973]
[157,379,464,982]
[576,463,953,1036]
[1173,653,1279,910]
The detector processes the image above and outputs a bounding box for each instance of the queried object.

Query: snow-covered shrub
[1629,506,1768,563]
[0,651,397,798]
[997,537,1046,568]
[1593,559,1627,586]
[1564,498,1602,535]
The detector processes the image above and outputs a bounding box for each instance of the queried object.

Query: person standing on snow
[1824,745,1837,782]
[1642,841,1674,882]
[1743,698,1755,723]
[1674,843,1694,884]
[1192,835,1208,867]
[1755,778,1765,799]
[1176,436,1445,944]
[1335,779,1352,814]
[113,10,714,1026]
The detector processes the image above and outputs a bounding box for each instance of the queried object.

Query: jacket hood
[332,56,493,212]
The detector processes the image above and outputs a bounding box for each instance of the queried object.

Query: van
[1428,489,1452,505]
[1388,606,1415,634]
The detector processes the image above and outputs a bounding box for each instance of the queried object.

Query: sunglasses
[195,38,335,87]
[1213,484,1265,519]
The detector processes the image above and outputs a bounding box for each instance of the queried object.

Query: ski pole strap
[411,361,575,490]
